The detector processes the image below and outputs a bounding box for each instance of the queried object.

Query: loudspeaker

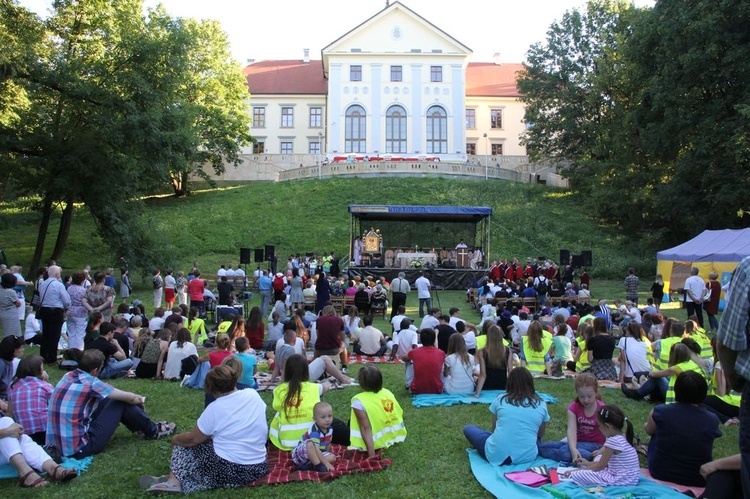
[571,255,584,268]
[254,248,264,262]
[265,245,275,261]
[559,249,571,265]
[581,250,592,267]
[240,248,251,264]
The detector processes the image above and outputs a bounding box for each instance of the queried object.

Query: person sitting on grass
[7,355,53,446]
[442,333,476,395]
[352,315,388,357]
[406,328,445,395]
[86,321,133,379]
[538,373,605,463]
[46,349,175,459]
[586,317,617,381]
[644,370,721,487]
[141,364,268,493]
[291,401,337,472]
[198,333,233,368]
[347,364,407,457]
[161,328,198,381]
[520,320,553,375]
[474,325,512,397]
[267,330,352,386]
[566,404,639,486]
[463,367,550,465]
[0,416,77,488]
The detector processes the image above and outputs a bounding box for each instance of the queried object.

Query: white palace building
[211,1,558,184]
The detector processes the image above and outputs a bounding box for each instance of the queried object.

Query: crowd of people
[0,258,745,497]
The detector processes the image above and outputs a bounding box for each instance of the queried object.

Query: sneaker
[620,383,641,400]
[179,374,190,387]
[341,367,348,374]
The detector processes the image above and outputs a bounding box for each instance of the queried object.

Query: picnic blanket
[348,354,404,365]
[0,455,94,479]
[413,390,558,408]
[467,450,690,498]
[250,444,391,485]
[639,468,705,497]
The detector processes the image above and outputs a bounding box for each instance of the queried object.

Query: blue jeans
[260,290,272,318]
[538,440,600,463]
[72,398,157,458]
[637,376,668,401]
[419,298,432,318]
[740,382,750,497]
[99,357,134,379]
[463,425,491,461]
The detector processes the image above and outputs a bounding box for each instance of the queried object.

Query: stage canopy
[348,205,493,273]
[656,228,750,308]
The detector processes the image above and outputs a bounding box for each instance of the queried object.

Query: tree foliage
[0,0,250,272]
[519,0,750,245]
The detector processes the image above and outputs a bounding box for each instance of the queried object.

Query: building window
[281,107,294,128]
[350,65,362,82]
[253,141,264,154]
[465,108,476,129]
[390,65,402,82]
[466,143,476,155]
[280,141,293,154]
[345,105,366,153]
[309,141,321,154]
[309,107,322,128]
[491,109,503,129]
[426,105,447,154]
[492,143,503,156]
[385,105,407,153]
[430,66,442,82]
[252,107,265,128]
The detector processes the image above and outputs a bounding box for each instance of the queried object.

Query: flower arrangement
[410,258,423,268]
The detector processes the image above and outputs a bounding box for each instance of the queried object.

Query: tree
[0,0,251,272]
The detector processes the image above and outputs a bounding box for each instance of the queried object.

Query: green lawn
[0,290,738,497]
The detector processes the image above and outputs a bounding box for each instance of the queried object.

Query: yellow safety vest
[269,382,321,450]
[217,321,232,334]
[188,318,207,344]
[687,332,713,364]
[654,336,681,371]
[476,336,510,350]
[665,360,706,404]
[712,363,742,408]
[522,336,553,374]
[349,389,407,452]
[575,336,590,372]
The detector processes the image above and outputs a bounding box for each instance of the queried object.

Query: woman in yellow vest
[652,320,684,370]
[349,365,407,458]
[188,307,207,346]
[269,354,330,450]
[622,342,706,403]
[521,321,552,375]
[684,320,712,365]
[567,325,593,373]
[702,339,741,425]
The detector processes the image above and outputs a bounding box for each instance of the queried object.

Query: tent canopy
[657,229,750,263]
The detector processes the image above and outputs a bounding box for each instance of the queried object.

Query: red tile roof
[243,60,327,95]
[466,62,524,98]
[243,60,524,98]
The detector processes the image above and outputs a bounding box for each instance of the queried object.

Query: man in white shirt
[448,307,477,335]
[684,267,706,327]
[511,311,531,346]
[217,265,226,277]
[353,315,387,356]
[390,272,410,319]
[414,272,432,318]
[390,305,416,334]
[419,307,441,331]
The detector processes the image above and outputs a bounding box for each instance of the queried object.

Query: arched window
[345,105,366,153]
[385,105,407,153]
[426,105,447,154]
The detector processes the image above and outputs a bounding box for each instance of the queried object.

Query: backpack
[272,275,285,291]
[535,277,548,295]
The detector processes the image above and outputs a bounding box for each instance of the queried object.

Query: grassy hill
[0,178,656,279]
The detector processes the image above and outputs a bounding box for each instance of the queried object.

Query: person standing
[353,237,363,266]
[684,267,706,328]
[37,266,70,364]
[257,270,273,318]
[624,267,640,305]
[390,272,410,320]
[163,270,176,312]
[415,272,432,318]
[704,271,721,333]
[174,271,187,306]
[187,270,205,317]
[65,272,89,350]
[650,274,665,310]
[120,269,131,300]
[152,269,164,310]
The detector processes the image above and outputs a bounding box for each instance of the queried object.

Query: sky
[18,0,655,65]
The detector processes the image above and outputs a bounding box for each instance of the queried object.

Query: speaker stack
[254,249,264,263]
[265,245,275,261]
[240,248,251,264]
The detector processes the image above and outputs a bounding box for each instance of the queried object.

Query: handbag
[703,286,712,303]
[31,290,41,311]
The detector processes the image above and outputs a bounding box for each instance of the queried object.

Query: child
[463,367,550,465]
[443,333,476,394]
[395,319,419,385]
[292,401,337,472]
[567,404,639,486]
[24,307,42,345]
[233,337,258,389]
[406,328,445,394]
[538,373,605,462]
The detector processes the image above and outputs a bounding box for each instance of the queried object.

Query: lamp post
[318,131,323,180]
[483,133,488,180]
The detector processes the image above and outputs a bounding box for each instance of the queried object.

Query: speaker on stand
[559,249,571,265]
[265,245,275,261]
[240,248,251,265]
[254,248,265,263]
[581,250,593,267]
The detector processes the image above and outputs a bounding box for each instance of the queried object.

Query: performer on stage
[353,236,363,266]
[385,247,394,268]
[455,239,468,250]
[471,248,483,270]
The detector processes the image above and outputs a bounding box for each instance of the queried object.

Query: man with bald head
[37,265,70,364]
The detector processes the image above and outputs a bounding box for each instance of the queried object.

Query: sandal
[149,421,176,440]
[146,481,183,494]
[139,474,168,490]
[49,465,78,483]
[19,470,48,488]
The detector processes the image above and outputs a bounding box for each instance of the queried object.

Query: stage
[346,266,488,290]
